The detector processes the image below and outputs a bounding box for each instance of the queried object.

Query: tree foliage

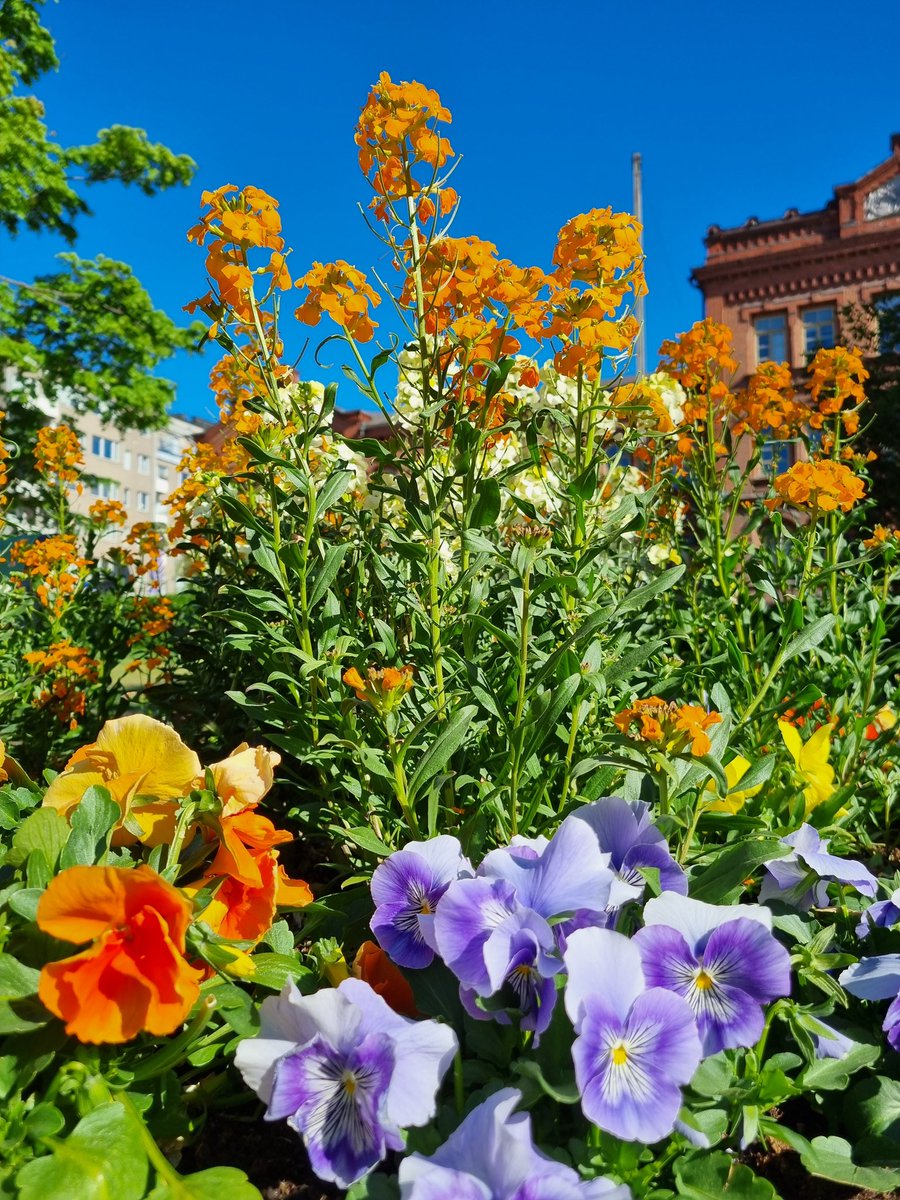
[0,0,202,431]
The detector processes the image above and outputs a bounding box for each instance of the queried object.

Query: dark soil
[180,1111,340,1200]
[741,1141,889,1200]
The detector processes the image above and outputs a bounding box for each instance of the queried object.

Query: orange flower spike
[34,424,84,487]
[615,697,721,759]
[353,941,418,1018]
[294,261,380,342]
[771,459,865,513]
[37,865,202,1044]
[343,664,414,715]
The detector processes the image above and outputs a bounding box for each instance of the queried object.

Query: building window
[123,487,131,505]
[802,306,836,354]
[157,435,180,456]
[90,480,120,499]
[138,454,151,474]
[137,491,150,512]
[157,463,170,481]
[761,439,800,477]
[755,313,788,363]
[90,436,119,460]
[123,449,132,470]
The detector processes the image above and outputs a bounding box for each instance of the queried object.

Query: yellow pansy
[704,754,763,814]
[206,743,281,817]
[41,714,201,845]
[778,720,835,816]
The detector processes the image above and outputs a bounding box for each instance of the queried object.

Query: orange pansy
[37,865,202,1044]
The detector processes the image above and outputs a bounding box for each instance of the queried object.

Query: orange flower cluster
[344,664,414,715]
[186,185,290,328]
[37,865,202,1043]
[209,351,266,435]
[545,209,646,380]
[658,319,737,421]
[124,521,164,580]
[11,535,88,616]
[355,72,454,220]
[863,524,900,550]
[614,697,722,758]
[295,260,381,343]
[34,424,83,488]
[23,640,99,729]
[730,361,808,438]
[770,459,865,513]
[126,596,175,674]
[808,346,868,435]
[87,498,127,527]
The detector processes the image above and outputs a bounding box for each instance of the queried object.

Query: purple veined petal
[856,890,900,938]
[839,954,900,1000]
[235,984,362,1103]
[780,823,823,858]
[693,982,767,1055]
[337,978,458,1129]
[479,818,614,919]
[572,988,701,1143]
[370,836,471,969]
[480,909,562,1036]
[801,849,878,898]
[399,1088,630,1200]
[619,843,688,900]
[508,834,550,860]
[563,928,646,1029]
[884,994,900,1051]
[642,893,773,951]
[699,918,792,1005]
[759,858,827,910]
[433,876,521,992]
[270,1030,401,1189]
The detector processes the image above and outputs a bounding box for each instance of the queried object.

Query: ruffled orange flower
[294,260,380,342]
[343,664,414,714]
[615,697,721,758]
[353,941,417,1018]
[42,714,201,846]
[185,809,311,944]
[206,743,282,817]
[37,865,202,1043]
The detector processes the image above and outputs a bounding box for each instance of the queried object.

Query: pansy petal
[701,918,792,1004]
[839,954,900,1000]
[564,928,645,1027]
[642,893,772,950]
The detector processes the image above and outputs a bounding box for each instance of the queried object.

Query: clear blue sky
[7,0,900,421]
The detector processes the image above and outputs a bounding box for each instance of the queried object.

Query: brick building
[691,134,900,383]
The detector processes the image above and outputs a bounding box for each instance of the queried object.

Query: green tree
[0,0,203,438]
[841,291,900,526]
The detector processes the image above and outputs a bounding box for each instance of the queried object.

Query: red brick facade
[692,135,900,382]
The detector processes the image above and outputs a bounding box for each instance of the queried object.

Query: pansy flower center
[611,1042,629,1066]
[694,968,714,990]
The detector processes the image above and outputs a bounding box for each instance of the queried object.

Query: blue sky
[7,0,900,421]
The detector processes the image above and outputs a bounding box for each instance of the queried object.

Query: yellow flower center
[611,1043,629,1066]
[342,1071,357,1096]
[419,900,433,915]
[695,969,714,991]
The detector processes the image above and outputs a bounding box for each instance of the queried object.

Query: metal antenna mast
[632,152,646,378]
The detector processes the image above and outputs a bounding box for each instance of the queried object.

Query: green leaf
[6,808,69,870]
[342,826,394,858]
[317,468,355,512]
[406,706,477,804]
[148,1166,262,1199]
[308,543,352,609]
[797,1135,900,1192]
[674,1151,779,1199]
[247,953,314,992]
[0,954,40,999]
[689,838,791,903]
[16,1101,149,1200]
[60,786,120,869]
[799,1040,880,1090]
[781,614,836,664]
[470,477,501,527]
[513,1058,580,1104]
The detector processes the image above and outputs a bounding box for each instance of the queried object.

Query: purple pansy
[370,835,472,968]
[570,797,688,908]
[856,887,900,938]
[759,825,878,910]
[840,954,900,1051]
[398,1087,631,1199]
[807,1016,858,1060]
[234,978,457,1189]
[634,894,791,1056]
[563,928,701,1143]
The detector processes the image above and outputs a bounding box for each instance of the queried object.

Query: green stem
[388,734,419,838]
[508,561,533,838]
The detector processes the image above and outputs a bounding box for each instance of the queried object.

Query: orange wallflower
[37,865,202,1043]
[353,941,417,1018]
[615,697,722,757]
[88,498,128,527]
[770,459,865,513]
[344,664,414,714]
[34,424,83,488]
[730,361,808,438]
[10,535,88,618]
[808,346,868,435]
[123,521,165,581]
[863,524,900,550]
[23,641,99,730]
[42,714,201,846]
[658,319,737,422]
[294,260,380,343]
[0,410,9,513]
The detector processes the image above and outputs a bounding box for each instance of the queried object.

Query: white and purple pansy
[856,887,900,939]
[839,954,900,1051]
[563,928,702,1143]
[759,824,878,911]
[634,894,791,1056]
[398,1087,631,1199]
[234,978,457,1189]
[370,834,472,968]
